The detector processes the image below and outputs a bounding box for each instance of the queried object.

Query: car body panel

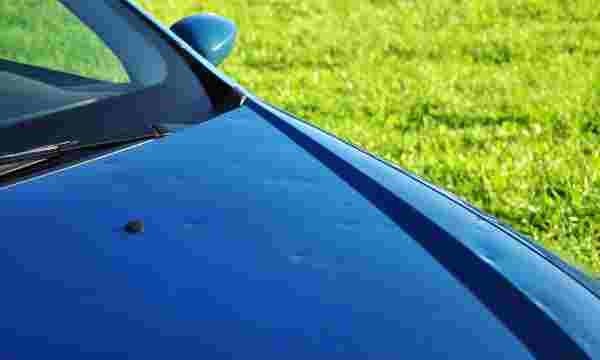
[2,1,599,358]
[1,103,598,358]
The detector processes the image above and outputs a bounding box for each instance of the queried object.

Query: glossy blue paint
[2,1,599,358]
[170,13,237,66]
[1,103,599,358]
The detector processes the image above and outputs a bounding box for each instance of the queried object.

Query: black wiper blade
[0,158,49,177]
[0,141,79,165]
[0,126,167,170]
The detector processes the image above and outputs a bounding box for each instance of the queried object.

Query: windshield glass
[0,0,218,156]
[0,0,166,127]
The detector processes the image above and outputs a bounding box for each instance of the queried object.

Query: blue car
[1,1,599,358]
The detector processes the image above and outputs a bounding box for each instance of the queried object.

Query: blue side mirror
[170,13,237,66]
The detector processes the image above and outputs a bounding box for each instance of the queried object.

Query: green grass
[3,0,599,275]
[139,0,600,276]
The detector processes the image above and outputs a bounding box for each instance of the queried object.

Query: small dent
[183,216,208,230]
[288,249,347,281]
[289,248,313,265]
[166,175,186,186]
[336,218,361,231]
[264,174,318,190]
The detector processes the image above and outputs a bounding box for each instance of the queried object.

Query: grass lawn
[138,0,600,276]
[2,1,598,275]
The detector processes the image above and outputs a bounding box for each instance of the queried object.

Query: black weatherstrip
[249,101,589,360]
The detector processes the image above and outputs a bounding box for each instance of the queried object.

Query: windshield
[0,0,220,156]
[0,0,166,127]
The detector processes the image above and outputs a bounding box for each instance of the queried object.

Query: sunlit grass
[138,0,600,275]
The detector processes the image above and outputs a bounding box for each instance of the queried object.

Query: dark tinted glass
[0,0,215,154]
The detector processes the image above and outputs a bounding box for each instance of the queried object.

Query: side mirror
[170,13,237,66]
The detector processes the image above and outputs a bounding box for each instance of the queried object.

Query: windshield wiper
[0,158,50,177]
[0,140,80,165]
[0,126,167,176]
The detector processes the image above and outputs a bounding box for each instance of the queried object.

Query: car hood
[0,101,598,358]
